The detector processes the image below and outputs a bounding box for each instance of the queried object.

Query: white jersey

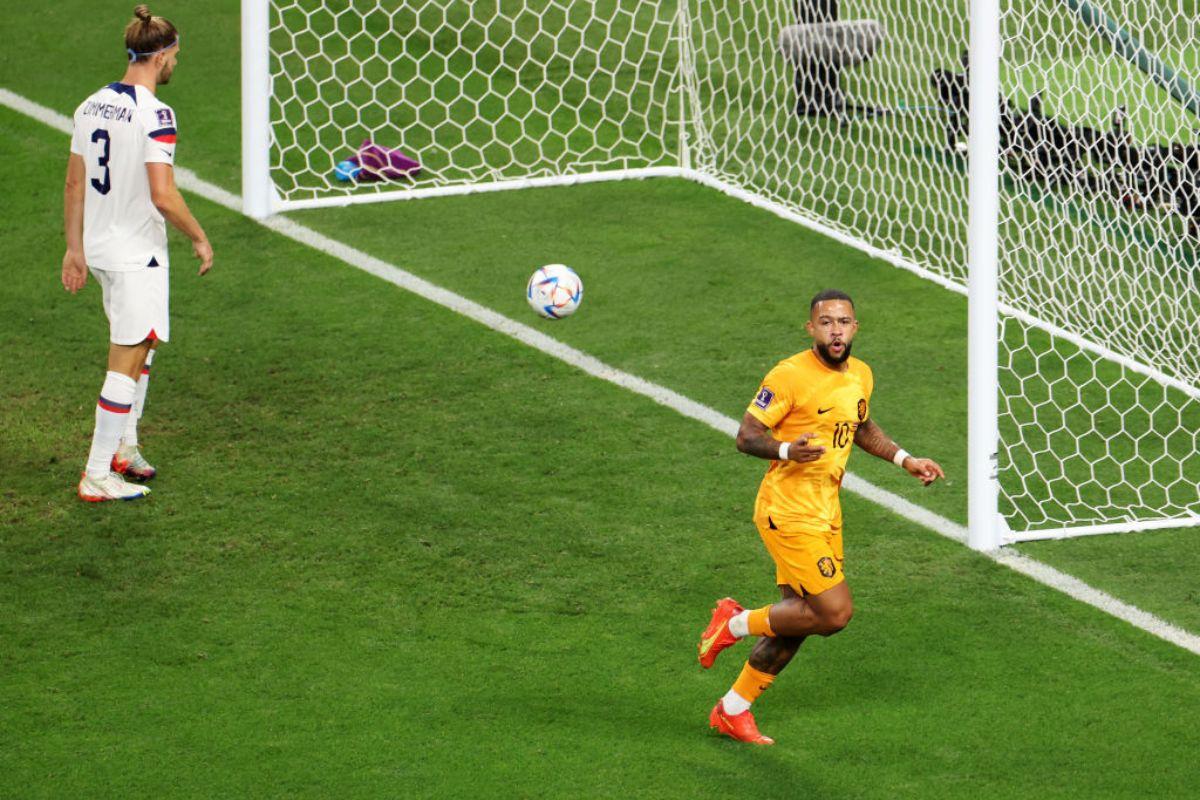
[69,83,177,271]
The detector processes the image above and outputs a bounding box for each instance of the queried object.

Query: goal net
[246,0,1200,545]
[258,0,682,208]
[994,1,1200,539]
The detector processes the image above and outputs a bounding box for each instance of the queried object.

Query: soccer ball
[526,264,583,320]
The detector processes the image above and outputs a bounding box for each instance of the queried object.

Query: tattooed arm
[852,418,903,463]
[736,412,826,463]
[854,418,946,486]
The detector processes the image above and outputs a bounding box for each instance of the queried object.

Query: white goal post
[242,0,1200,549]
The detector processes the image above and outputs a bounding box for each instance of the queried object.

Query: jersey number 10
[832,421,854,449]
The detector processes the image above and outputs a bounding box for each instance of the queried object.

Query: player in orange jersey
[700,288,944,745]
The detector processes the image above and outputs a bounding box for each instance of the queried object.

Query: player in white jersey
[62,5,213,501]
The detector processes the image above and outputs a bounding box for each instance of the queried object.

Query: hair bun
[134,4,152,22]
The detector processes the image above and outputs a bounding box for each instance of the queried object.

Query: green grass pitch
[3,1,1200,797]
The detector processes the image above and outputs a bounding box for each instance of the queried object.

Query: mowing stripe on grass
[5,86,1198,656]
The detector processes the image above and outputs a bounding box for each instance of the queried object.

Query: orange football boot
[709,701,775,745]
[698,597,744,668]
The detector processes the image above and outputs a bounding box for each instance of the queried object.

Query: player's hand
[193,238,213,276]
[903,456,945,486]
[785,432,825,463]
[61,250,88,294]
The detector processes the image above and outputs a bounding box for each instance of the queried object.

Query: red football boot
[709,701,775,745]
[698,597,744,668]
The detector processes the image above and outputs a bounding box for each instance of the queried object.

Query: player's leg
[743,522,851,638]
[699,593,777,742]
[78,268,156,501]
[747,633,805,673]
[79,339,154,501]
[758,581,853,637]
[717,585,805,719]
[107,339,154,379]
[704,525,845,745]
[708,585,848,745]
[707,587,803,746]
[123,340,157,446]
[105,264,166,483]
[115,340,159,480]
[747,585,807,673]
[699,524,844,668]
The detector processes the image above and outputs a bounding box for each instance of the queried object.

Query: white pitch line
[5,87,1199,657]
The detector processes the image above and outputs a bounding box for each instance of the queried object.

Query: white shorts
[90,266,169,344]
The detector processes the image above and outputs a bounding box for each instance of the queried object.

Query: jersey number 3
[90,129,111,195]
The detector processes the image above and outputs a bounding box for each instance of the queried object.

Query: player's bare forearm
[855,418,946,485]
[853,418,902,463]
[736,413,786,459]
[735,412,825,463]
[157,192,213,275]
[153,185,205,243]
[61,155,87,293]
[63,156,85,253]
[148,162,212,274]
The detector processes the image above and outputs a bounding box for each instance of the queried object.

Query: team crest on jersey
[817,557,836,578]
[754,387,775,409]
[857,398,867,421]
[156,107,174,126]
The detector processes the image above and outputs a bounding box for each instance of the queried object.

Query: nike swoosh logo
[699,627,723,655]
[818,407,834,414]
[158,148,173,157]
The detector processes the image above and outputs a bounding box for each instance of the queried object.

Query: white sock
[728,610,751,639]
[122,350,155,449]
[721,689,752,716]
[85,371,138,479]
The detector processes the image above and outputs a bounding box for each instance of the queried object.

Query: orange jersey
[746,349,874,530]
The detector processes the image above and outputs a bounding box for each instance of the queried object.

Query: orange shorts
[754,516,844,597]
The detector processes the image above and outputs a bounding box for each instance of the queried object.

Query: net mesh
[269,0,680,200]
[995,0,1200,532]
[265,0,1200,536]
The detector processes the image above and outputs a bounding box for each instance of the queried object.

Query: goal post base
[1007,515,1200,544]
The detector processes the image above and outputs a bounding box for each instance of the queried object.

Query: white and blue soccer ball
[526,264,583,320]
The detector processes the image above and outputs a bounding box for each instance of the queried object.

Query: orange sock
[731,662,776,705]
[747,605,775,637]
